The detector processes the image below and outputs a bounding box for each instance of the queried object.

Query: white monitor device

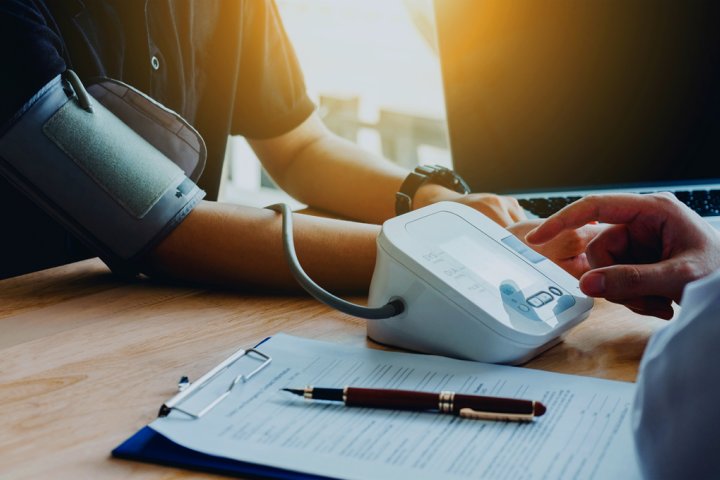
[368,202,593,364]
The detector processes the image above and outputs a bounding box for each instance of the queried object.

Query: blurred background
[219,0,450,208]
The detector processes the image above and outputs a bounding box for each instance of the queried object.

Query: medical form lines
[563,393,596,450]
[152,335,639,480]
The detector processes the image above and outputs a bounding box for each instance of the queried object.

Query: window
[220,0,450,207]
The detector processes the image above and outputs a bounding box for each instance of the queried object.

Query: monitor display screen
[435,1,720,193]
[405,210,567,328]
[440,235,538,292]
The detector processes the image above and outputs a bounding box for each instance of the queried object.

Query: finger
[498,211,515,228]
[645,308,674,320]
[616,296,674,319]
[605,300,674,320]
[555,253,591,278]
[482,206,514,228]
[625,304,674,320]
[506,198,526,223]
[526,194,667,244]
[510,208,526,223]
[527,223,605,261]
[578,262,677,300]
[560,223,607,257]
[585,224,630,269]
[602,295,670,313]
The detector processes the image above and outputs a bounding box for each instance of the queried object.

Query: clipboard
[112,426,330,479]
[112,337,330,479]
[113,333,640,479]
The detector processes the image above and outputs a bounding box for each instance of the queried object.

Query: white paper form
[151,333,641,480]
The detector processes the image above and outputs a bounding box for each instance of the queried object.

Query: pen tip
[281,388,304,396]
[534,401,547,417]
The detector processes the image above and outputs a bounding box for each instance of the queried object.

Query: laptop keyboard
[518,189,720,218]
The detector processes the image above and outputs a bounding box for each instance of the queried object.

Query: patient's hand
[507,219,604,278]
[414,184,526,227]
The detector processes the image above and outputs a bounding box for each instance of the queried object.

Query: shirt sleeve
[633,269,720,480]
[231,0,315,139]
[0,1,91,279]
[0,0,66,130]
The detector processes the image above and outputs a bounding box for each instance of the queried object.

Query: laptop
[434,0,720,228]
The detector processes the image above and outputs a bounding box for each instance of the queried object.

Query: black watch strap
[395,165,471,215]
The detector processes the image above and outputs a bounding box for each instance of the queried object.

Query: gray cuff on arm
[0,72,206,276]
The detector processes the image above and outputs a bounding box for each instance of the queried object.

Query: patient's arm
[250,113,526,226]
[143,200,380,292]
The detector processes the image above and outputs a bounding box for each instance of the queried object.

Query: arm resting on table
[143,200,380,292]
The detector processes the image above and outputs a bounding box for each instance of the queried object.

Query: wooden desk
[0,259,665,479]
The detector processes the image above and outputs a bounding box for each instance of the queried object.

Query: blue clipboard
[112,426,330,479]
[112,337,332,479]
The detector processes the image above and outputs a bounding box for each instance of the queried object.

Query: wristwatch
[395,165,471,215]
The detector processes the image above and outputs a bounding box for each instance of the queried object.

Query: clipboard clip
[158,347,272,419]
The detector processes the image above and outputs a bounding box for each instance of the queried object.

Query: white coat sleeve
[633,269,720,480]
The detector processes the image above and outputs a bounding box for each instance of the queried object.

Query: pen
[282,386,546,421]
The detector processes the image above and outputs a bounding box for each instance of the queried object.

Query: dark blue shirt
[0,0,314,278]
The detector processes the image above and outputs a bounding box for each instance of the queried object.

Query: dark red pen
[282,386,546,422]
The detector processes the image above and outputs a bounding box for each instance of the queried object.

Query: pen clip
[458,408,535,422]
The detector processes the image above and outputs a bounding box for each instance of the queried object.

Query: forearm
[259,132,407,224]
[143,200,380,292]
[251,113,524,227]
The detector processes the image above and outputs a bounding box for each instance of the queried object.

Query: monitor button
[528,296,545,308]
[549,286,562,296]
[538,292,553,304]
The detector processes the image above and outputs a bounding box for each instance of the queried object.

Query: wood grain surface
[0,258,665,479]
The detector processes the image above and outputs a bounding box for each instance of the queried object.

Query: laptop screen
[435,1,720,194]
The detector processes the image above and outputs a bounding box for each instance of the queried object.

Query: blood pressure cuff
[0,71,206,276]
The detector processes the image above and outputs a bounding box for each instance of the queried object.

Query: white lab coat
[634,269,720,479]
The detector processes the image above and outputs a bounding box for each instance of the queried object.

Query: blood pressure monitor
[367,202,593,364]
